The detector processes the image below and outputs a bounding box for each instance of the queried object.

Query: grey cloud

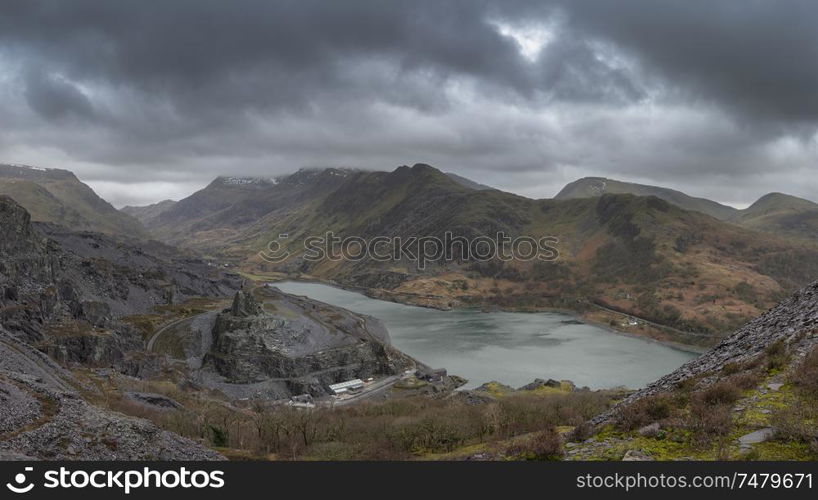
[552,0,818,127]
[0,0,816,207]
[23,69,95,120]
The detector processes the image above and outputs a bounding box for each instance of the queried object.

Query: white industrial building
[329,379,365,395]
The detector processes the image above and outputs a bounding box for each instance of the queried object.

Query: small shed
[329,379,365,395]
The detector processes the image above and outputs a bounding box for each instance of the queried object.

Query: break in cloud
[0,0,816,207]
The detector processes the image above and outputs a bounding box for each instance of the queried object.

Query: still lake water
[274,281,696,390]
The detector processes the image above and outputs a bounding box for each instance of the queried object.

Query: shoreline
[256,273,709,355]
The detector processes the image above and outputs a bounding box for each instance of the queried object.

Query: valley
[1,161,817,462]
[114,163,818,348]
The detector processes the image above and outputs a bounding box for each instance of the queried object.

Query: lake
[274,281,696,390]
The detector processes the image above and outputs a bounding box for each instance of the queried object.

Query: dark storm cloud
[1,1,523,110]
[0,0,816,207]
[23,68,95,120]
[553,0,818,127]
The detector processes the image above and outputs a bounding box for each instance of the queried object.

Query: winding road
[146,315,199,352]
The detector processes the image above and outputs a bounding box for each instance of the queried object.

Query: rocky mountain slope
[140,169,353,248]
[0,194,241,331]
[0,164,146,237]
[0,187,428,458]
[0,327,223,460]
[0,195,247,459]
[596,280,818,420]
[0,192,246,370]
[559,280,818,461]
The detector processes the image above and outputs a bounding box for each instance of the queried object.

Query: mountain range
[112,164,818,342]
[4,162,818,342]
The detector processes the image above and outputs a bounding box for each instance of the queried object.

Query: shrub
[393,417,465,453]
[209,425,229,447]
[504,427,563,460]
[721,362,741,375]
[733,281,759,305]
[764,340,790,371]
[104,372,619,460]
[616,394,674,431]
[675,377,698,392]
[697,380,741,407]
[729,371,762,391]
[686,400,733,444]
[790,347,818,398]
[566,422,594,443]
[771,403,818,444]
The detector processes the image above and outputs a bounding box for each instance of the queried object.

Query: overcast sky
[1,0,817,207]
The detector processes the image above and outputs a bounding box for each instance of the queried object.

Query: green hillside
[0,164,146,237]
[556,176,818,244]
[556,177,740,220]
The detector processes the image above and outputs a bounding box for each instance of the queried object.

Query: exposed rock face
[0,197,240,360]
[44,327,143,367]
[0,328,222,460]
[592,280,818,424]
[474,381,515,394]
[203,286,412,397]
[0,196,237,459]
[125,391,183,411]
[230,290,263,317]
[35,222,243,316]
[518,378,576,392]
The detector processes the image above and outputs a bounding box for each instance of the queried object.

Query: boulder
[622,449,654,461]
[125,391,183,411]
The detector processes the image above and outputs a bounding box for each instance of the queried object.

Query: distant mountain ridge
[121,199,177,226]
[556,177,740,220]
[121,170,494,232]
[557,176,818,242]
[445,172,496,191]
[738,192,818,242]
[0,163,146,237]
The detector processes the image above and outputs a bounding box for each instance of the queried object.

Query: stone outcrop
[125,391,183,411]
[229,290,263,317]
[203,286,412,397]
[0,196,240,357]
[518,378,576,392]
[0,328,222,460]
